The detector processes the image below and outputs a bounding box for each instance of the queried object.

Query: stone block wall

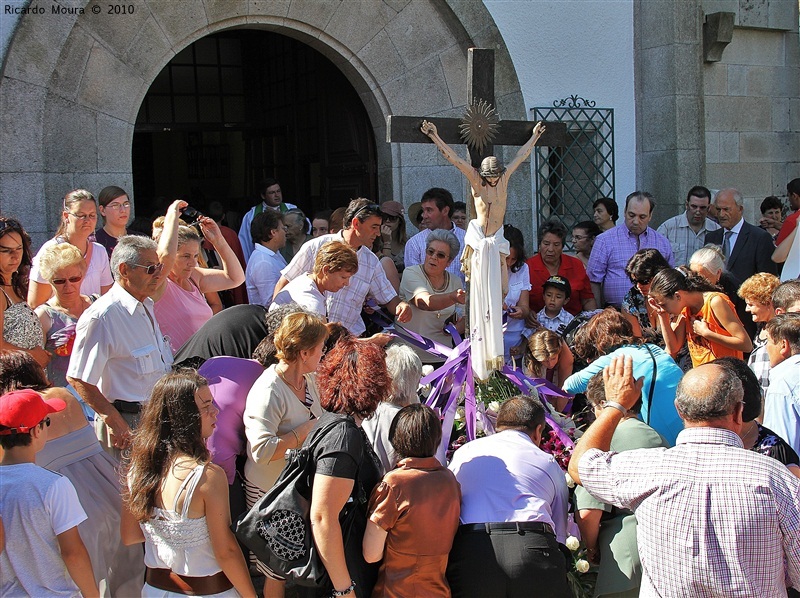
[703,1,800,222]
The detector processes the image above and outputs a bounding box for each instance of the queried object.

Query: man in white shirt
[67,235,174,457]
[274,198,412,336]
[763,313,800,452]
[404,188,466,284]
[656,185,720,267]
[447,395,571,598]
[245,210,287,306]
[238,178,298,262]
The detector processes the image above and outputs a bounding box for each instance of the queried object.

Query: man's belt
[145,567,233,595]
[460,521,555,536]
[112,400,143,414]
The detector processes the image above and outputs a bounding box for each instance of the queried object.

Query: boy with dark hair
[537,275,574,334]
[0,390,98,597]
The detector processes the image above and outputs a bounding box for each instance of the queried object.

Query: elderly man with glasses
[656,185,720,267]
[67,233,174,460]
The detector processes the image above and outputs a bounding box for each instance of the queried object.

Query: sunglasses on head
[130,262,164,275]
[355,203,383,221]
[51,275,83,285]
[0,219,23,233]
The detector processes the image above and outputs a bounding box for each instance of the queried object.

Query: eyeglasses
[130,262,164,275]
[105,201,131,210]
[426,247,449,260]
[68,212,98,222]
[0,219,23,233]
[39,417,51,429]
[51,275,83,286]
[571,234,588,241]
[632,278,651,286]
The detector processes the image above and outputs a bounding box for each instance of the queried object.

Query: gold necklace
[422,268,449,293]
[277,367,306,393]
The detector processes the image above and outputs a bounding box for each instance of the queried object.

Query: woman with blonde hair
[122,370,255,597]
[151,201,245,352]
[34,243,93,388]
[243,311,328,596]
[523,328,562,380]
[28,189,113,307]
[271,240,359,320]
[738,272,782,396]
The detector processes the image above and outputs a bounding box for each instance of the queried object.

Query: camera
[180,206,203,225]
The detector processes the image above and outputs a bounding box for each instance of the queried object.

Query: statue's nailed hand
[532,121,546,142]
[421,120,437,137]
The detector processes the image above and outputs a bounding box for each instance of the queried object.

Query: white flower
[575,559,590,574]
[565,472,576,489]
[487,400,501,413]
[475,416,484,433]
[565,536,580,552]
[454,407,465,421]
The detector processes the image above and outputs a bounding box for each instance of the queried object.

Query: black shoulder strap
[641,344,658,425]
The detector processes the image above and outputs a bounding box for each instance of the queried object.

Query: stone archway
[0,0,527,247]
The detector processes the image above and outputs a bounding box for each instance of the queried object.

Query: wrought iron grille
[532,96,614,248]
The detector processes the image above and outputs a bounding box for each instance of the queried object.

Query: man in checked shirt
[569,356,800,598]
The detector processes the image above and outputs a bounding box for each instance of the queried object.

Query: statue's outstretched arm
[421,120,476,181]
[505,121,546,177]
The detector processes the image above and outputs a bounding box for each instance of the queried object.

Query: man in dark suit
[707,187,777,340]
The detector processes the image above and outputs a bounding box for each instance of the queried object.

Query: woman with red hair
[309,338,392,598]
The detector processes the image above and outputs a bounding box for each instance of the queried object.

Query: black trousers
[446,525,571,598]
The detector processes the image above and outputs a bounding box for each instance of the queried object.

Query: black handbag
[234,417,364,588]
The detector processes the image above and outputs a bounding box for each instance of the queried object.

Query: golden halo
[459,99,499,154]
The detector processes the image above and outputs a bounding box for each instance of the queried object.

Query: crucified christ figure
[420,119,545,379]
[420,120,546,291]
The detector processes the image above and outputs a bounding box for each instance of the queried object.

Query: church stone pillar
[634,0,705,224]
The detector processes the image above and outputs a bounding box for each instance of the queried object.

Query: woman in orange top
[648,267,752,367]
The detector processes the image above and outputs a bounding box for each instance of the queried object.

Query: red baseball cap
[0,389,66,435]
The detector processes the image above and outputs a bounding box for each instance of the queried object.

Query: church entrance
[132,30,377,230]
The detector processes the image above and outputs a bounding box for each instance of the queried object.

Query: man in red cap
[0,389,98,597]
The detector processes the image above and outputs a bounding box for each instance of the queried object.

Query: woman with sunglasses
[399,229,465,365]
[0,217,49,368]
[96,185,131,259]
[152,201,245,353]
[28,189,113,308]
[34,243,93,388]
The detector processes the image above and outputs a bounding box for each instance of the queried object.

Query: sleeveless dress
[2,288,43,349]
[683,291,743,367]
[38,304,79,386]
[154,278,214,353]
[140,463,238,597]
[36,426,145,597]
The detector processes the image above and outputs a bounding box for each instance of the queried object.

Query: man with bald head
[569,357,800,597]
[706,187,777,283]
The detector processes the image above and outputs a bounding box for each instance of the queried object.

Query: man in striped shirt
[570,356,800,597]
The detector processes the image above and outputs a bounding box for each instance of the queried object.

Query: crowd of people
[1,178,800,598]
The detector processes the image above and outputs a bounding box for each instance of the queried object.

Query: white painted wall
[484,0,636,230]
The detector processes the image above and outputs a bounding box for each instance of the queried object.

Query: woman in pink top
[152,201,245,353]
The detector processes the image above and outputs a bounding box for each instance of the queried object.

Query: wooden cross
[386,48,567,168]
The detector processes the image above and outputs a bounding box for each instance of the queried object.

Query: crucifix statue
[387,48,566,380]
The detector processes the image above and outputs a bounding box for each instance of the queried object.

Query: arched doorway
[132,30,377,228]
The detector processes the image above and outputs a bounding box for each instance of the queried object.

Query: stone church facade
[0,0,797,250]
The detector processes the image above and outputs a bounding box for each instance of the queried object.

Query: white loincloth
[464,220,509,381]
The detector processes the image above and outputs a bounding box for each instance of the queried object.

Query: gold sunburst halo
[459,99,500,154]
